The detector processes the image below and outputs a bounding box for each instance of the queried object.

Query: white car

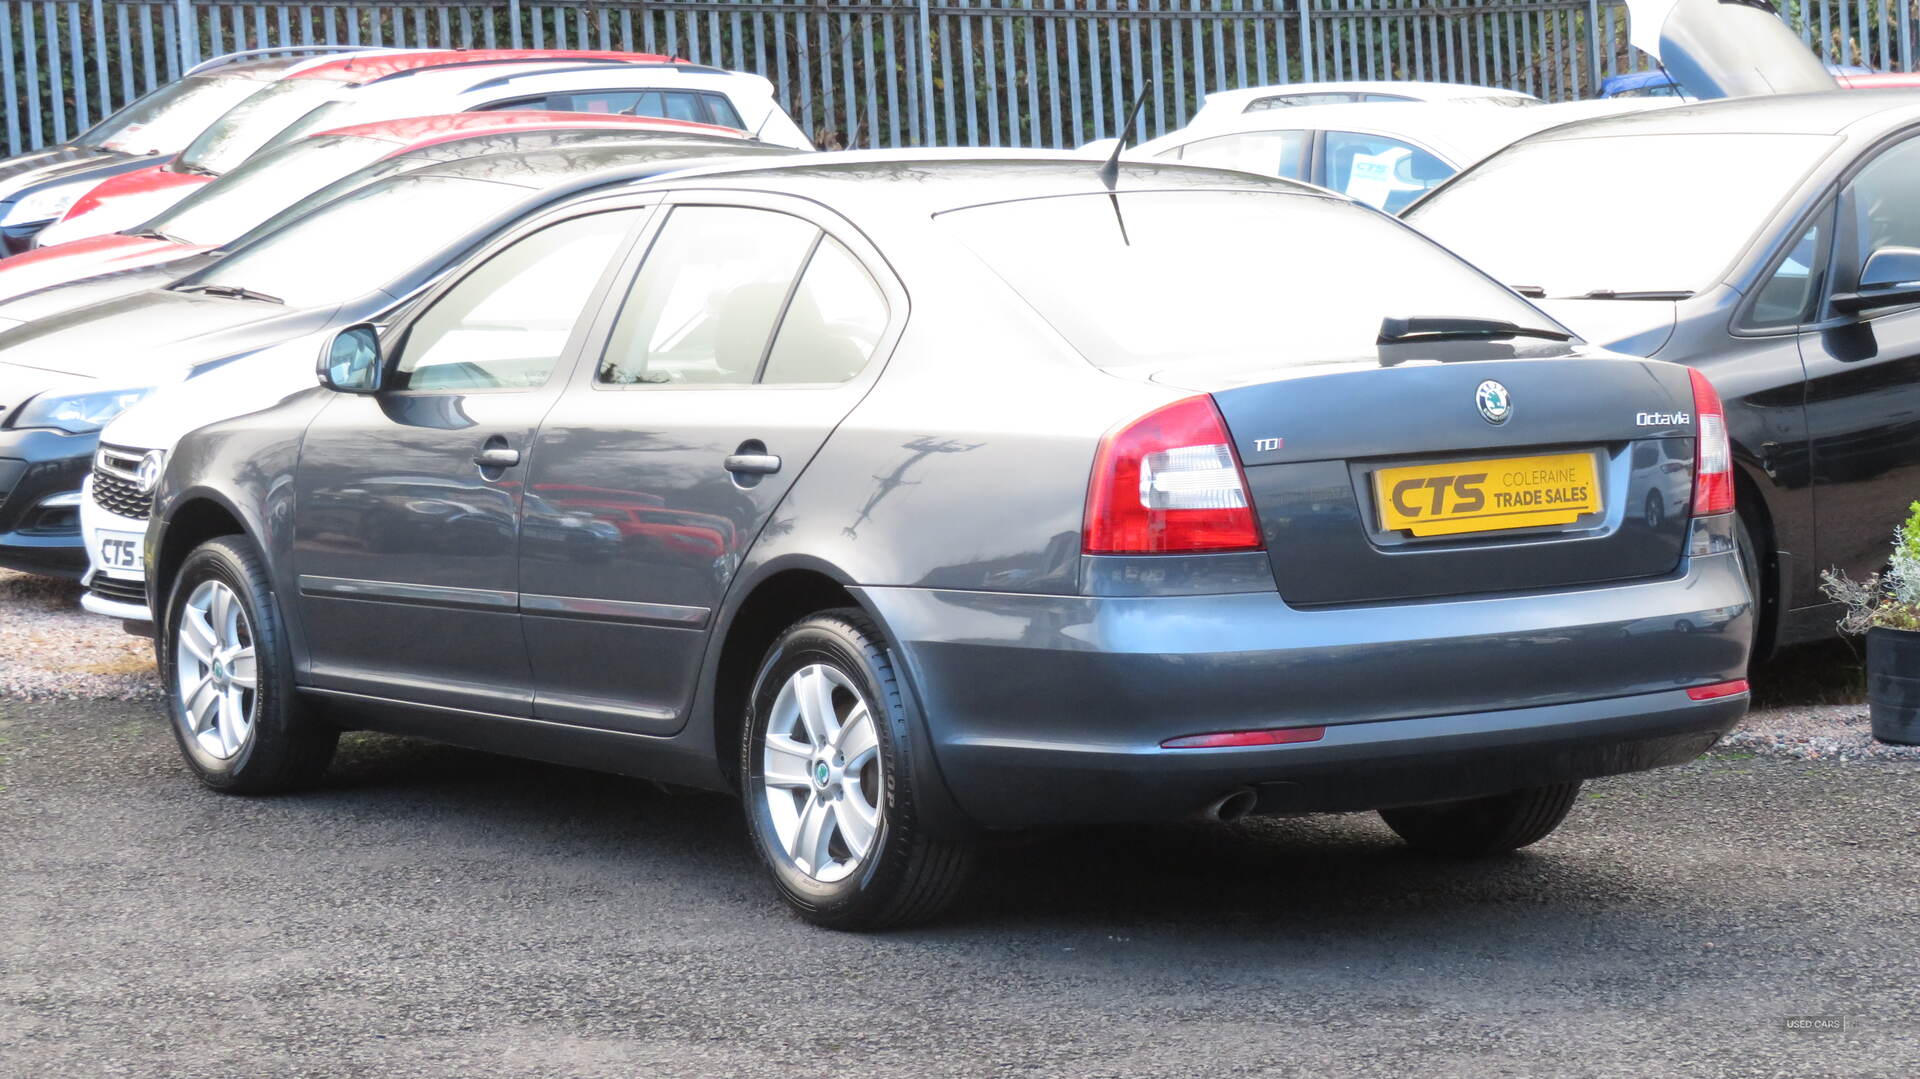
[1189,79,1541,125]
[38,59,811,245]
[1129,99,1661,212]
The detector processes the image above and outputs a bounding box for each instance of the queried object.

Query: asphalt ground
[3,692,1917,1078]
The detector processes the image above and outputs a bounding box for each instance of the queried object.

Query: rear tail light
[1689,368,1735,517]
[1083,395,1263,554]
[1686,679,1749,701]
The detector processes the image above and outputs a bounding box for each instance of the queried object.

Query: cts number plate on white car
[95,531,144,574]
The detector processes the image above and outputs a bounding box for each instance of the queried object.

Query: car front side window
[393,210,641,392]
[1842,134,1920,291]
[1746,210,1831,330]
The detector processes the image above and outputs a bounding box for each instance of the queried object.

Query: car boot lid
[1628,0,1838,99]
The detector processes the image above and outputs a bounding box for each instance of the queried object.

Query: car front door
[293,204,650,714]
[1798,132,1920,587]
[517,197,902,733]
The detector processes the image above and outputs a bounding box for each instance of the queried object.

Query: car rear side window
[1323,131,1453,212]
[394,210,641,392]
[597,206,820,385]
[1158,130,1309,181]
[760,238,890,384]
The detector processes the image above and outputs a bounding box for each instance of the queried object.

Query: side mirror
[318,324,382,394]
[1832,246,1920,314]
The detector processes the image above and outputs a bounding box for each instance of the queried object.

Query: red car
[30,48,681,248]
[0,111,739,306]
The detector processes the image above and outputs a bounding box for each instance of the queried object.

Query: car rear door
[293,203,651,714]
[516,194,903,734]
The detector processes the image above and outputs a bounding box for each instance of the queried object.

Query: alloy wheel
[174,579,258,760]
[759,663,884,883]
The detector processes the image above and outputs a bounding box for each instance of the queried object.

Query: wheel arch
[708,559,865,789]
[151,488,258,621]
[1732,461,1781,660]
[702,555,978,838]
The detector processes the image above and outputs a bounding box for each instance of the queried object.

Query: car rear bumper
[855,535,1751,829]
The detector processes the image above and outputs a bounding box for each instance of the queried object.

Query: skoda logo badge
[1476,380,1512,425]
[135,452,165,494]
[813,761,831,788]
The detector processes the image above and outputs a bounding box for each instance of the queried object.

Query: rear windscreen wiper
[1574,289,1695,300]
[174,283,282,304]
[1378,315,1572,344]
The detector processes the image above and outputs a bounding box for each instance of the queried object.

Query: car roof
[614,151,1322,216]
[1201,80,1539,111]
[1138,99,1663,165]
[393,137,798,188]
[1524,89,1920,140]
[317,110,744,145]
[288,48,682,84]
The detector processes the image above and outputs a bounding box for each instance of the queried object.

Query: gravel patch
[1720,702,1920,762]
[0,570,158,701]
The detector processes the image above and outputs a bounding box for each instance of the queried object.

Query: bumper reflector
[1161,725,1328,749]
[1685,679,1750,701]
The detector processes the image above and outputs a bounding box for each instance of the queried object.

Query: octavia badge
[1476,380,1512,425]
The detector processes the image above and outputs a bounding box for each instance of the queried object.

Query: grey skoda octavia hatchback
[146,155,1753,928]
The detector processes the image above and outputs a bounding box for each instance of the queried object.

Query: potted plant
[1821,501,1920,745]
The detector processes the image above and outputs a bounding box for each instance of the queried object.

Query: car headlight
[2,181,89,226]
[11,386,152,433]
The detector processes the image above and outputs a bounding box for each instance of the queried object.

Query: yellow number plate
[1374,452,1602,538]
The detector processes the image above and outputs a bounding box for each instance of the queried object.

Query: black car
[1406,90,1920,657]
[146,155,1751,928]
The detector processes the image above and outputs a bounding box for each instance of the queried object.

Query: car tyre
[741,607,973,930]
[1378,781,1581,856]
[161,535,337,793]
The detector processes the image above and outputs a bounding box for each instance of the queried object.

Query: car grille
[88,574,147,607]
[92,446,152,521]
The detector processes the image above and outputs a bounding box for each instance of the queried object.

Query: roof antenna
[1099,87,1151,246]
[1099,87,1151,191]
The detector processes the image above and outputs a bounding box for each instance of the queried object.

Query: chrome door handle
[473,447,521,469]
[724,453,782,475]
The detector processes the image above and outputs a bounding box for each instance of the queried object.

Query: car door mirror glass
[319,324,383,394]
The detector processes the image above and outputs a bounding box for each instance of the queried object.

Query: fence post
[1298,0,1312,81]
[918,0,935,144]
[1585,0,1600,96]
[510,0,523,48]
[175,0,196,70]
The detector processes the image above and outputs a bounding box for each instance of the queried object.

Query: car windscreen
[176,78,348,175]
[942,189,1552,371]
[140,134,397,247]
[254,99,368,156]
[77,74,268,155]
[174,175,526,308]
[1404,132,1837,298]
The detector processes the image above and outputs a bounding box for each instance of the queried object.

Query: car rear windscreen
[942,189,1552,372]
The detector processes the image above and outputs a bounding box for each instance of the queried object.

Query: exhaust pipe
[1197,787,1258,823]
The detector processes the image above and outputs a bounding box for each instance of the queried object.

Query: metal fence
[3,0,1914,156]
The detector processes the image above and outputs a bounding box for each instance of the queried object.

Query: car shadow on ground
[310,727,1663,947]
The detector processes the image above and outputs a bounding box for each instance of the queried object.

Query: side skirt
[300,687,732,793]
